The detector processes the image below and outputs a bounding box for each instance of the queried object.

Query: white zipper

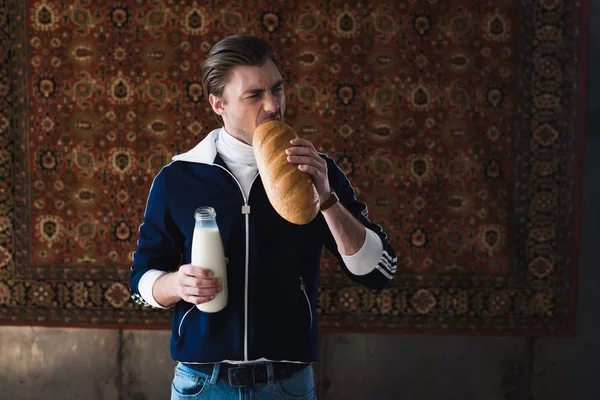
[299,276,313,329]
[212,164,258,361]
[178,304,195,337]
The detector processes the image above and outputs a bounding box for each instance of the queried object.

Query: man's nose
[263,94,280,113]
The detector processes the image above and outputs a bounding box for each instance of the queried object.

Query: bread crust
[253,120,319,225]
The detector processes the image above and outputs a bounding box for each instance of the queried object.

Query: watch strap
[320,191,339,211]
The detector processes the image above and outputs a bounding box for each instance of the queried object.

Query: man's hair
[202,35,279,126]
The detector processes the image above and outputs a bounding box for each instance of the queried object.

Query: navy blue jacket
[129,130,397,363]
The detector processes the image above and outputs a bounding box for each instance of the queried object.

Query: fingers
[182,283,221,298]
[286,139,317,156]
[287,153,328,180]
[179,279,222,305]
[286,154,326,171]
[286,144,326,171]
[180,293,218,305]
[285,138,331,197]
[179,264,215,278]
[296,163,322,176]
[177,264,223,305]
[188,295,217,304]
[289,137,315,149]
[180,274,221,289]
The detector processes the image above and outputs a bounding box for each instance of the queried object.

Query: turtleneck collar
[216,128,256,167]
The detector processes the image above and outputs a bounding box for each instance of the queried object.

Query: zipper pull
[299,276,305,290]
[241,205,250,215]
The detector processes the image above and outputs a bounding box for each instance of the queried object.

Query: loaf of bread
[253,120,319,225]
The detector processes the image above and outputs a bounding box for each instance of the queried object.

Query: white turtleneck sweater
[138,128,382,310]
[215,127,259,200]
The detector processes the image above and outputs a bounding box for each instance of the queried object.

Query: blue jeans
[171,361,317,399]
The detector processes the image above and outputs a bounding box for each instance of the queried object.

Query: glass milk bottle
[191,206,228,312]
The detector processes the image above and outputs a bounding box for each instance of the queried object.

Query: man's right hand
[152,264,222,308]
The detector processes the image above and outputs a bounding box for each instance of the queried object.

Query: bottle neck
[194,206,217,229]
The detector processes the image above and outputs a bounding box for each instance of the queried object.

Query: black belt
[184,362,308,388]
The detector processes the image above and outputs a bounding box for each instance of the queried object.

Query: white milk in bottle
[191,206,228,312]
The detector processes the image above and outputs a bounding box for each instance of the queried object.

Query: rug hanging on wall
[0,0,586,334]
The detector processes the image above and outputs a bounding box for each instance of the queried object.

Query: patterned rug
[0,0,585,334]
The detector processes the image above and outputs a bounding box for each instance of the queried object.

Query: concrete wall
[1,5,599,400]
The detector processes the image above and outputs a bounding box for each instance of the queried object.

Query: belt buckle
[228,366,254,388]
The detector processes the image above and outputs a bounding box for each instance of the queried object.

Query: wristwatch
[320,190,339,211]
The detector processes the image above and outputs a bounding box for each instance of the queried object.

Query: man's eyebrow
[242,80,284,96]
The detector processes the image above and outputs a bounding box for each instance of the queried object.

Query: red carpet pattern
[0,0,585,334]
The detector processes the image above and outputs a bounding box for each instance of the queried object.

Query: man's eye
[273,86,283,93]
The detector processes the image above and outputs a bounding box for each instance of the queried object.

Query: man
[129,35,397,399]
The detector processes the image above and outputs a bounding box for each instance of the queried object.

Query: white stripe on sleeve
[342,228,384,276]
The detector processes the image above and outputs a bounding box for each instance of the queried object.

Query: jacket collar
[171,128,221,164]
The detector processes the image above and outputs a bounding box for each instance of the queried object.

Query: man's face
[209,59,286,145]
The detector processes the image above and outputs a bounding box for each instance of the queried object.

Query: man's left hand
[286,138,331,203]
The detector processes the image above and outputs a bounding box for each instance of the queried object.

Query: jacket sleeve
[129,169,184,307]
[320,155,397,292]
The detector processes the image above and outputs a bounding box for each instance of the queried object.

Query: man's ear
[209,94,226,117]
